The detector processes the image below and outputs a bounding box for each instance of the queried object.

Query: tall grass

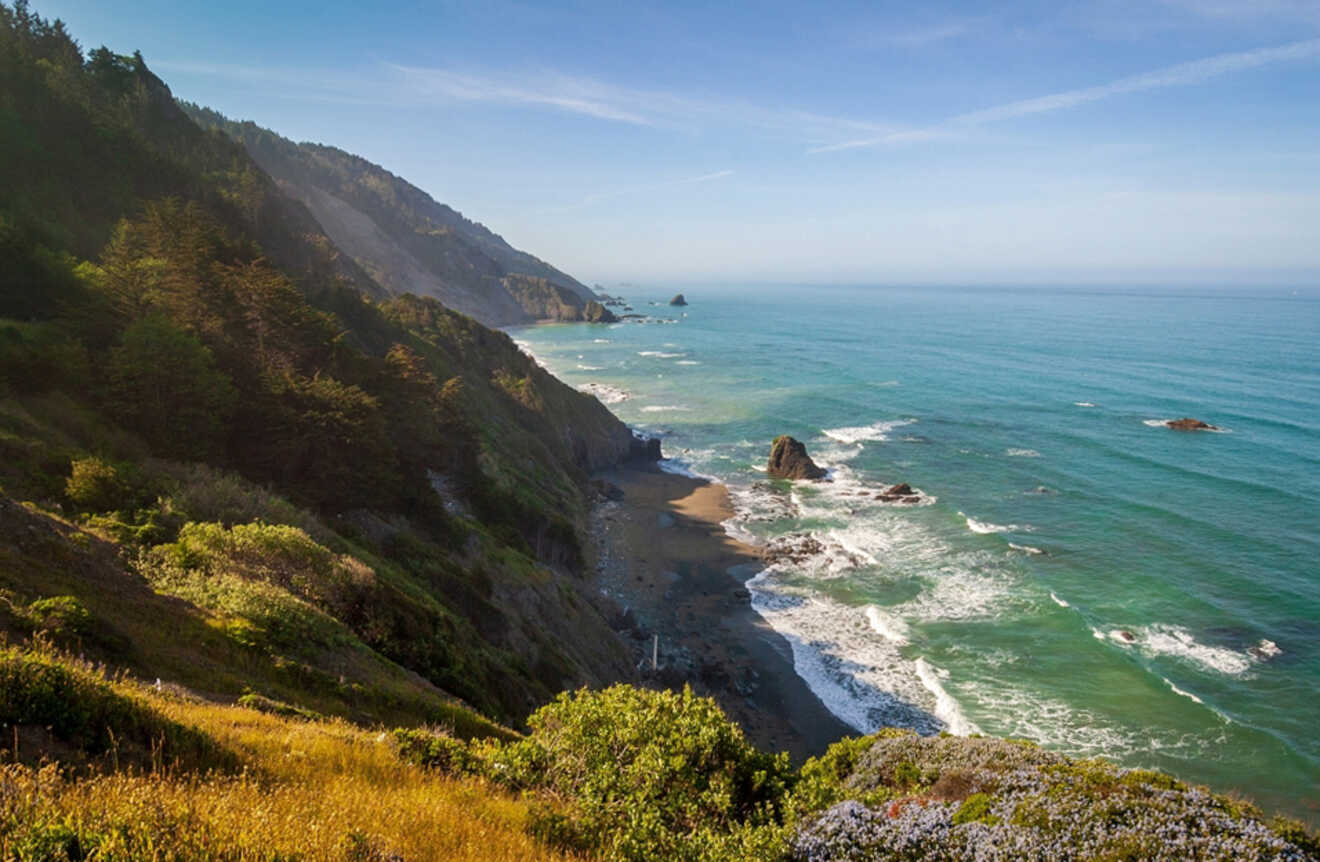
[0,649,576,861]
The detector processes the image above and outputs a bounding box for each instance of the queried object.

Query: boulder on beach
[767,435,827,480]
[1166,417,1219,432]
[669,293,688,306]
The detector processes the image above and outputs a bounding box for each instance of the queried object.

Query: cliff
[181,104,600,326]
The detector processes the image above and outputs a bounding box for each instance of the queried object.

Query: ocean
[509,283,1320,819]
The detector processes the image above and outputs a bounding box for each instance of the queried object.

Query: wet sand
[590,463,852,762]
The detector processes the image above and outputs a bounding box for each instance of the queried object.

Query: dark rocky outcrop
[583,300,618,323]
[767,436,827,480]
[629,433,663,462]
[875,483,920,503]
[669,293,688,306]
[1166,417,1219,432]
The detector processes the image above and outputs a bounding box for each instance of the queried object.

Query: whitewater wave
[821,418,916,445]
[1162,677,1205,704]
[1049,592,1069,607]
[915,658,981,736]
[746,572,962,736]
[638,350,686,358]
[676,360,701,365]
[577,382,629,404]
[866,606,911,646]
[1005,448,1041,457]
[1074,401,1096,407]
[965,516,1034,535]
[1010,543,1044,555]
[576,364,604,371]
[1101,624,1252,676]
[956,680,1143,757]
[640,404,691,413]
[592,338,611,343]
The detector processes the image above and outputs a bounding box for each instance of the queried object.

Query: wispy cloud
[813,37,1320,153]
[547,169,735,212]
[386,64,896,142]
[387,65,657,126]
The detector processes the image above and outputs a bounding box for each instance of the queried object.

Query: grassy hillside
[181,103,602,326]
[0,0,649,730]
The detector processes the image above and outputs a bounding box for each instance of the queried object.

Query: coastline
[590,462,852,762]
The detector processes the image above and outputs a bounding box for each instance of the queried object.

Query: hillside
[181,104,609,326]
[0,0,655,731]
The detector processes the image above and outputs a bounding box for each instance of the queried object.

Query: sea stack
[767,435,827,480]
[1166,417,1219,432]
[669,293,688,306]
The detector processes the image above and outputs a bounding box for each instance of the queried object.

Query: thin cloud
[813,37,1320,153]
[387,65,656,126]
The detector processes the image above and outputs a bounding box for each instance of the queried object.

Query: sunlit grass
[2,691,578,860]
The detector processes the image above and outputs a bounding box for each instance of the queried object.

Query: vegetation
[0,3,1315,859]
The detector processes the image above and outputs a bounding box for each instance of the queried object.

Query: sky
[33,0,1320,286]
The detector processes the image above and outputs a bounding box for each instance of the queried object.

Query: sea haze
[510,283,1320,819]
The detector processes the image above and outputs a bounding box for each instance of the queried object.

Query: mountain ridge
[182,104,607,326]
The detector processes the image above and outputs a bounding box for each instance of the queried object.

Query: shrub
[160,462,330,542]
[64,456,127,511]
[23,595,92,637]
[791,733,1316,862]
[393,727,481,776]
[142,521,376,642]
[480,685,794,861]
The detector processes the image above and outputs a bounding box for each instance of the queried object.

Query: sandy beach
[590,463,852,762]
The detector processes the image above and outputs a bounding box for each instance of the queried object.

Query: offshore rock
[876,482,920,503]
[767,436,827,480]
[1167,417,1219,431]
[669,293,688,306]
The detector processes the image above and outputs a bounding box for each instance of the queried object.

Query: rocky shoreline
[588,464,852,762]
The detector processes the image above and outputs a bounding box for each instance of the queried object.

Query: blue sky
[36,0,1320,285]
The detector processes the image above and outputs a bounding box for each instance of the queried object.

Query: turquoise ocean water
[509,284,1319,819]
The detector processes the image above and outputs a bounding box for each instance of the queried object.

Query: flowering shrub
[794,733,1316,861]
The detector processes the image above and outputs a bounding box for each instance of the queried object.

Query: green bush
[24,595,92,637]
[479,685,794,861]
[64,456,127,511]
[393,727,481,776]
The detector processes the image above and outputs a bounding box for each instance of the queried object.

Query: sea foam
[821,418,916,445]
[577,382,629,404]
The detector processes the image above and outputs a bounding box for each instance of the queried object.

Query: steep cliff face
[181,105,597,326]
[501,275,618,323]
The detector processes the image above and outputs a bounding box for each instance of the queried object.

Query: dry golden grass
[2,690,579,861]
